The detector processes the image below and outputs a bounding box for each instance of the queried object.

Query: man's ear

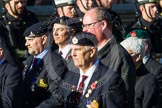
[0,48,4,57]
[41,35,48,45]
[89,47,97,58]
[5,3,10,10]
[57,7,63,16]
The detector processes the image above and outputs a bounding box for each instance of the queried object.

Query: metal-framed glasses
[82,20,103,29]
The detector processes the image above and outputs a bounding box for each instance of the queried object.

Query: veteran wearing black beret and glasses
[22,22,68,108]
[36,32,128,108]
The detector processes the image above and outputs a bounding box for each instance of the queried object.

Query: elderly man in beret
[22,22,68,108]
[125,29,162,107]
[36,32,128,108]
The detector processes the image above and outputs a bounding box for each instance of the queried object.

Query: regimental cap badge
[72,37,78,44]
[29,31,36,37]
[60,18,63,24]
[130,31,136,37]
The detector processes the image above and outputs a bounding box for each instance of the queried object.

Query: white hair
[120,37,145,58]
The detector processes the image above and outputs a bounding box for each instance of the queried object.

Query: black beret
[50,16,82,33]
[70,32,98,46]
[23,22,48,38]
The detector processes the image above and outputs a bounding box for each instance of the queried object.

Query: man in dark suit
[125,29,162,107]
[50,16,81,71]
[22,22,68,108]
[0,37,22,108]
[36,32,129,108]
[82,7,136,108]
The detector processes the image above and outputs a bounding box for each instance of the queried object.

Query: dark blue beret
[23,22,48,38]
[70,32,98,46]
[50,16,82,33]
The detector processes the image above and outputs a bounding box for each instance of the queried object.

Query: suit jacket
[22,48,68,108]
[36,61,129,108]
[97,37,136,108]
[135,63,159,108]
[54,48,76,71]
[0,59,22,108]
[145,56,162,107]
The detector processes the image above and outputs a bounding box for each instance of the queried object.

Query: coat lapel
[83,64,102,98]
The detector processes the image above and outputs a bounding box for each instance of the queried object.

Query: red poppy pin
[90,81,98,90]
[65,54,71,60]
[130,31,136,37]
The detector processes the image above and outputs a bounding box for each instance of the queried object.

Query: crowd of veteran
[0,0,162,108]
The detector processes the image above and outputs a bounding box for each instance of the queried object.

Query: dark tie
[59,51,63,55]
[78,75,88,94]
[75,75,88,107]
[30,57,38,69]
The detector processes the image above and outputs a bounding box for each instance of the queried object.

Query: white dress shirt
[59,44,71,59]
[77,59,99,95]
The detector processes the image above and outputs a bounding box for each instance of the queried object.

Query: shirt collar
[59,44,71,59]
[78,59,99,95]
[36,47,49,59]
[143,53,150,64]
[0,58,6,65]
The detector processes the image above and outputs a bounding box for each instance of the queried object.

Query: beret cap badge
[130,31,136,37]
[29,31,36,37]
[72,37,78,44]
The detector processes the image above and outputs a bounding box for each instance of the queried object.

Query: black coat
[135,63,160,108]
[97,37,136,108]
[0,60,22,108]
[22,49,68,108]
[36,62,129,108]
[145,56,162,107]
[0,9,38,66]
[54,48,76,71]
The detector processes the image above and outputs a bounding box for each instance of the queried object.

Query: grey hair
[120,37,146,58]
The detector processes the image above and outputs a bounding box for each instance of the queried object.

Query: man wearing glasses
[82,7,136,108]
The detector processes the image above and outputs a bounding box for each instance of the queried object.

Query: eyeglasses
[82,20,102,29]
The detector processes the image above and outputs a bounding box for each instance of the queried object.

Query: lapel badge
[72,37,78,44]
[38,79,48,88]
[90,100,99,108]
[65,54,71,60]
[85,81,98,98]
[90,81,98,90]
[85,93,90,98]
[86,100,99,108]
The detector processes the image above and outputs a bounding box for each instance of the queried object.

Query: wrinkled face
[61,5,76,18]
[53,23,69,46]
[71,44,92,68]
[5,0,25,16]
[141,3,158,19]
[25,36,45,55]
